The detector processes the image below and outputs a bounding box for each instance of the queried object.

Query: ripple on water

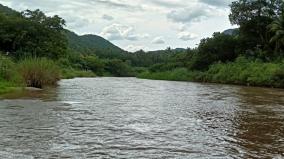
[0,77,283,158]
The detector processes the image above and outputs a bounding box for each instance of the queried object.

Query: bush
[0,54,21,82]
[0,80,19,94]
[18,58,61,88]
[205,57,284,87]
[105,59,135,77]
[61,68,96,79]
[138,68,194,81]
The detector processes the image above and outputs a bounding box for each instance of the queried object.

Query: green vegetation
[203,57,284,87]
[61,68,96,79]
[139,57,284,88]
[138,0,284,88]
[18,58,60,88]
[0,79,20,94]
[138,68,195,81]
[1,0,284,94]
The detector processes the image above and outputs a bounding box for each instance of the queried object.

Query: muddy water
[0,78,283,158]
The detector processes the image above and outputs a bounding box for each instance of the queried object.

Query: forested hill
[0,4,18,15]
[0,3,185,69]
[65,30,125,55]
[0,3,126,56]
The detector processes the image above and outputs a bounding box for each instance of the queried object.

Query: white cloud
[0,0,234,51]
[151,36,165,44]
[124,44,149,52]
[178,32,198,41]
[99,23,149,41]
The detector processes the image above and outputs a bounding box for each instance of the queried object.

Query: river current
[0,77,283,158]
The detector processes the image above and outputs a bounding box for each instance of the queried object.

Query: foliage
[18,58,60,88]
[81,55,105,75]
[269,13,284,54]
[105,59,135,77]
[0,80,19,94]
[229,0,283,25]
[229,0,284,58]
[204,57,284,87]
[188,33,239,70]
[61,68,96,79]
[0,10,67,59]
[0,54,15,80]
[138,68,193,81]
[139,57,284,88]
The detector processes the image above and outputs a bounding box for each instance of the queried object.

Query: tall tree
[269,13,284,54]
[0,9,67,59]
[229,0,284,55]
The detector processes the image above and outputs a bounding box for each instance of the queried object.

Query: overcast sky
[0,0,235,52]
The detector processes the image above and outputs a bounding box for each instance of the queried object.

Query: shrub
[205,57,284,87]
[61,68,96,79]
[0,54,22,83]
[105,59,135,77]
[18,58,61,88]
[138,68,193,81]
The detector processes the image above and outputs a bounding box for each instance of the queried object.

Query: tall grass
[18,58,61,88]
[0,55,22,94]
[0,54,21,82]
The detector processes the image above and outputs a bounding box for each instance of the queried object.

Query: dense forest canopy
[0,9,67,59]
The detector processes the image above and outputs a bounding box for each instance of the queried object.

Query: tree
[229,0,284,54]
[21,9,66,30]
[269,13,284,54]
[189,33,239,70]
[105,59,134,77]
[82,55,105,75]
[0,9,67,59]
[229,0,283,25]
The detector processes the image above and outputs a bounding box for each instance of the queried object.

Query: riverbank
[0,72,96,95]
[0,80,22,94]
[138,58,284,89]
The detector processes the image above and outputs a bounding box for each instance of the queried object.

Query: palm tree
[269,14,284,53]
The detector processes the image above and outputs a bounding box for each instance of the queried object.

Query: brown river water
[0,77,283,159]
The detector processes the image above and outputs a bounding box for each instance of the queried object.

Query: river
[0,77,283,159]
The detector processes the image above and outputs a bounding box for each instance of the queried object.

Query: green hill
[65,30,124,55]
[0,4,18,15]
[0,3,126,58]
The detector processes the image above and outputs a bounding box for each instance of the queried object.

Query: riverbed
[0,77,283,158]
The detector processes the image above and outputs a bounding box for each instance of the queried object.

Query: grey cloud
[199,0,234,7]
[151,36,165,44]
[148,0,184,8]
[178,32,198,41]
[100,24,149,41]
[89,0,143,11]
[102,14,114,21]
[167,7,211,24]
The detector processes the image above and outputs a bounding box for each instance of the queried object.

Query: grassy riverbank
[0,80,21,94]
[0,56,96,94]
[138,57,284,88]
